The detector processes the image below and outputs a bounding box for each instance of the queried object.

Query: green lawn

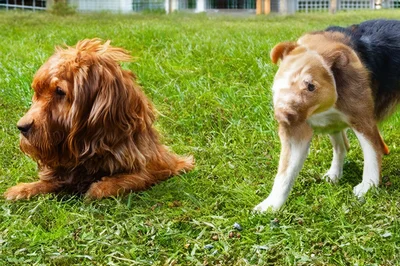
[0,10,399,265]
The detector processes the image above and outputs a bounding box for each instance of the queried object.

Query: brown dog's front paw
[85,182,105,200]
[85,178,127,200]
[4,181,58,201]
[4,183,38,200]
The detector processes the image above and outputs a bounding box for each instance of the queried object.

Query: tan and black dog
[254,20,399,212]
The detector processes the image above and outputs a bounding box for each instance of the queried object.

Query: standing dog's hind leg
[352,125,383,197]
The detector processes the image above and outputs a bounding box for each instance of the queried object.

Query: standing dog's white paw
[323,169,342,184]
[253,196,284,212]
[353,182,375,197]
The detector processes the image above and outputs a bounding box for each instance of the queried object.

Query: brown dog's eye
[306,82,315,92]
[55,87,66,96]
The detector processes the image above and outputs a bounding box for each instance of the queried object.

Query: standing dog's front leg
[254,123,313,212]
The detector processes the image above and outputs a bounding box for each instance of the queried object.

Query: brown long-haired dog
[4,39,194,200]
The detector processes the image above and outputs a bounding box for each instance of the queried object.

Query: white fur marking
[254,139,311,212]
[271,69,299,104]
[353,131,380,197]
[324,131,347,183]
[271,78,290,105]
[307,108,349,132]
[271,78,289,94]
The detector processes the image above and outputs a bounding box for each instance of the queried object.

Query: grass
[0,9,399,265]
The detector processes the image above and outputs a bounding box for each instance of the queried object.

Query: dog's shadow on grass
[339,160,363,187]
[49,174,200,210]
[338,159,399,193]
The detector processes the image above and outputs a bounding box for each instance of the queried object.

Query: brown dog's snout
[17,120,34,134]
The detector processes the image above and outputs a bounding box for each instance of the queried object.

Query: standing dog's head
[270,37,351,126]
[17,39,154,169]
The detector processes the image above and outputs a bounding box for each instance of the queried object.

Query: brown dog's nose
[17,121,33,133]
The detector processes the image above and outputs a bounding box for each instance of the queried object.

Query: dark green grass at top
[0,10,399,265]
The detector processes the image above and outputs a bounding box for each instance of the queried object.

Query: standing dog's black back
[326,20,400,120]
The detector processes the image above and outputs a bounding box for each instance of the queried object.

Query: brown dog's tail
[175,155,195,173]
[147,145,194,182]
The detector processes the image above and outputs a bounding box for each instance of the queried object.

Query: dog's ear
[68,40,155,160]
[270,42,299,64]
[323,45,350,69]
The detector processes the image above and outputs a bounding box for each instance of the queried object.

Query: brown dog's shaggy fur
[4,39,194,200]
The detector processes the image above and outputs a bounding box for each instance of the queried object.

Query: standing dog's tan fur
[4,39,194,200]
[254,21,397,212]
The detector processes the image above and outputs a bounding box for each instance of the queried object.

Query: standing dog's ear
[323,44,351,69]
[270,42,299,64]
